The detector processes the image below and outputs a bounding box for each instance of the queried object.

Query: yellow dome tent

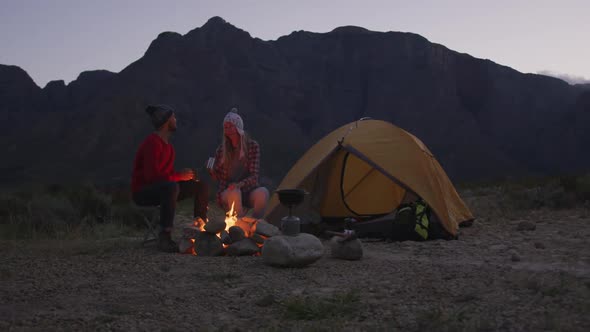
[264,119,474,236]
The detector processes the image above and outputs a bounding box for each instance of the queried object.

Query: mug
[206,157,215,170]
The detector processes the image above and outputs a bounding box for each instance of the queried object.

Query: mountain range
[1,16,589,188]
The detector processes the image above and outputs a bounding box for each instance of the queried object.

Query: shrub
[574,174,590,201]
[0,184,144,239]
[0,193,28,217]
[63,185,112,222]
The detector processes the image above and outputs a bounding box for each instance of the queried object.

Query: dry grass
[0,184,230,240]
[460,174,590,222]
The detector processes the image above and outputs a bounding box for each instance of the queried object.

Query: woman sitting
[208,108,269,219]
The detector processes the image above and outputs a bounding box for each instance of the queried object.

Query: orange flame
[180,238,196,255]
[194,218,206,232]
[225,201,238,232]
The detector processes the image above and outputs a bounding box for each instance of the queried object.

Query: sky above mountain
[1,0,588,87]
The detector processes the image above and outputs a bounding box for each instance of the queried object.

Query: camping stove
[276,189,307,236]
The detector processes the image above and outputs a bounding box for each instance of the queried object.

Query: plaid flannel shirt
[213,139,260,207]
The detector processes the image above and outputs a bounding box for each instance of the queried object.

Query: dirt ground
[1,203,589,331]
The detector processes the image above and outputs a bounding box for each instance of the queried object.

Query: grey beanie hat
[145,104,174,129]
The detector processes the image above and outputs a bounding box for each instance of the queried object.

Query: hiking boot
[158,232,179,253]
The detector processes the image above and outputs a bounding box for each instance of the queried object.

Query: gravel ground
[1,207,589,331]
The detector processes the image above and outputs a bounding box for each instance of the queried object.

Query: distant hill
[1,16,589,188]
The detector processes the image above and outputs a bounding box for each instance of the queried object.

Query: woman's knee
[251,187,269,204]
[222,188,242,203]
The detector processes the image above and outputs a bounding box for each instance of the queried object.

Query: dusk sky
[1,0,588,87]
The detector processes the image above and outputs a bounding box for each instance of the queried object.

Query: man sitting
[131,104,208,252]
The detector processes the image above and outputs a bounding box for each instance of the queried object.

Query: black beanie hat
[145,104,174,129]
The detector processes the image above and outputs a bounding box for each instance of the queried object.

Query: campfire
[224,202,238,233]
[178,201,280,256]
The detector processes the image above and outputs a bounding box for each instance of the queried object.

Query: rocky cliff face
[0,17,588,187]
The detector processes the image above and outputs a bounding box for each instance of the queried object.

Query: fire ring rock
[204,219,227,234]
[254,220,281,237]
[227,239,260,256]
[251,233,266,245]
[330,237,363,260]
[182,224,201,239]
[262,233,324,267]
[178,238,195,254]
[195,232,224,256]
[220,230,232,245]
[229,226,246,242]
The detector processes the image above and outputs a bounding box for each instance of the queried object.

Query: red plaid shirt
[213,139,261,206]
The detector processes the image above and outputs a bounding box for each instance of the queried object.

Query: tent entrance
[319,149,405,218]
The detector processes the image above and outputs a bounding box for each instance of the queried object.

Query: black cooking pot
[275,189,308,206]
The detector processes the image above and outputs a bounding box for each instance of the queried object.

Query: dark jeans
[133,180,208,232]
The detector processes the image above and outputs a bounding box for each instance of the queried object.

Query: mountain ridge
[0,16,588,188]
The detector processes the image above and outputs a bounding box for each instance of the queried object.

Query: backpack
[389,199,430,241]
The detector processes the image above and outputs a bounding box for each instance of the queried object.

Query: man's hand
[179,168,195,181]
[206,158,216,180]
